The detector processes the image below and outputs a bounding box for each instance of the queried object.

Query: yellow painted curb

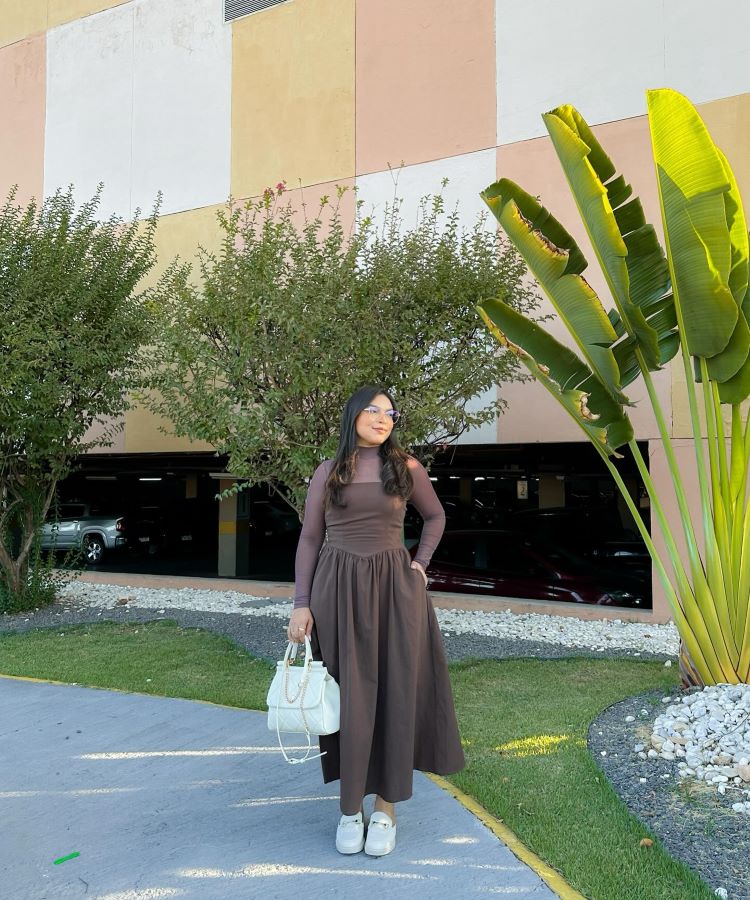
[425,772,588,900]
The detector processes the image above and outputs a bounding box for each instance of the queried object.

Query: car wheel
[82,535,105,564]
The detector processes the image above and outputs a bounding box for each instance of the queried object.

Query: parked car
[408,529,649,607]
[507,506,651,579]
[41,501,128,564]
[405,496,500,540]
[127,503,198,556]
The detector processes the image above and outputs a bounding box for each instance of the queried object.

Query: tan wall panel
[0,1,47,48]
[126,204,227,453]
[81,416,127,453]
[0,1,131,47]
[47,0,132,30]
[138,201,227,289]
[231,0,355,200]
[0,35,45,205]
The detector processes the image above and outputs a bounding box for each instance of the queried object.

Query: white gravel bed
[55,581,679,657]
[641,685,750,815]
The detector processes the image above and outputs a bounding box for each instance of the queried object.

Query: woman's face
[355,393,395,447]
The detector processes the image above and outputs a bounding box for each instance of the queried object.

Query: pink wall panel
[356,0,495,175]
[0,34,45,207]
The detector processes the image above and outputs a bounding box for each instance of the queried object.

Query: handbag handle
[275,634,327,764]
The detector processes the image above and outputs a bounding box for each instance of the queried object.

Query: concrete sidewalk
[1,675,565,900]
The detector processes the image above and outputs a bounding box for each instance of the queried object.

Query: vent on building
[224,0,289,22]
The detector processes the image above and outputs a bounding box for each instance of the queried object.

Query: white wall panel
[45,5,134,219]
[497,0,750,146]
[45,0,231,220]
[496,0,664,145]
[356,149,499,444]
[663,0,750,106]
[131,0,231,216]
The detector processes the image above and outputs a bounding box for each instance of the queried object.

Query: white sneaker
[336,810,366,854]
[364,811,396,856]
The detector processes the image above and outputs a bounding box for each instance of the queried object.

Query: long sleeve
[407,458,446,569]
[293,460,330,609]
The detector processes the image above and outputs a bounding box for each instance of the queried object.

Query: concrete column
[538,474,565,508]
[217,478,250,577]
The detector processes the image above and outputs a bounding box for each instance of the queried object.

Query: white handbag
[266,633,341,765]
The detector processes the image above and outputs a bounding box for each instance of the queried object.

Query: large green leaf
[480,179,630,406]
[647,89,741,371]
[543,106,675,372]
[477,296,633,454]
[718,289,750,403]
[717,148,749,306]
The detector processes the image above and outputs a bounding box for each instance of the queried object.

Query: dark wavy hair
[323,384,414,509]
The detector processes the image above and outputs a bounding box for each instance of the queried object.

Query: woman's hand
[410,560,428,587]
[287,607,314,643]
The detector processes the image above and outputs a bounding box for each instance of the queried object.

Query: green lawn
[0,619,714,899]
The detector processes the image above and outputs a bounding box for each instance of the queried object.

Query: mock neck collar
[356,443,382,456]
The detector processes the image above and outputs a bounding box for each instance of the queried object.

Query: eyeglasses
[361,404,401,424]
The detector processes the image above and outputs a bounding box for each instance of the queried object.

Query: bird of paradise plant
[477,88,750,687]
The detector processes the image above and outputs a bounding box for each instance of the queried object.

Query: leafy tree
[0,186,162,611]
[138,181,541,517]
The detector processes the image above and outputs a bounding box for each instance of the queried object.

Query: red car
[407,530,648,607]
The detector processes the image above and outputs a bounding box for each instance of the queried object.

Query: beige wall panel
[47,0,132,30]
[125,391,215,453]
[496,115,672,444]
[0,1,47,48]
[355,0,496,175]
[81,417,126,453]
[698,94,750,203]
[231,0,355,201]
[0,1,132,47]
[138,201,228,289]
[126,204,227,453]
[0,35,45,205]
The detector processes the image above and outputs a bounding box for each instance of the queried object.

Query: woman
[286,384,465,857]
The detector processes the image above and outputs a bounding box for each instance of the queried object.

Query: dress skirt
[308,514,465,813]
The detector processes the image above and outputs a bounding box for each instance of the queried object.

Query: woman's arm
[292,461,329,609]
[406,457,446,569]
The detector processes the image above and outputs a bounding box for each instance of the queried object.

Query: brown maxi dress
[292,444,465,814]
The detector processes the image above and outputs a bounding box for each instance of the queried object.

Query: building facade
[2,0,749,622]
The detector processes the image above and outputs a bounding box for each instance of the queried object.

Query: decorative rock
[644,683,750,814]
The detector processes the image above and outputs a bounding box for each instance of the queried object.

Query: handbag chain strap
[283,652,312,734]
